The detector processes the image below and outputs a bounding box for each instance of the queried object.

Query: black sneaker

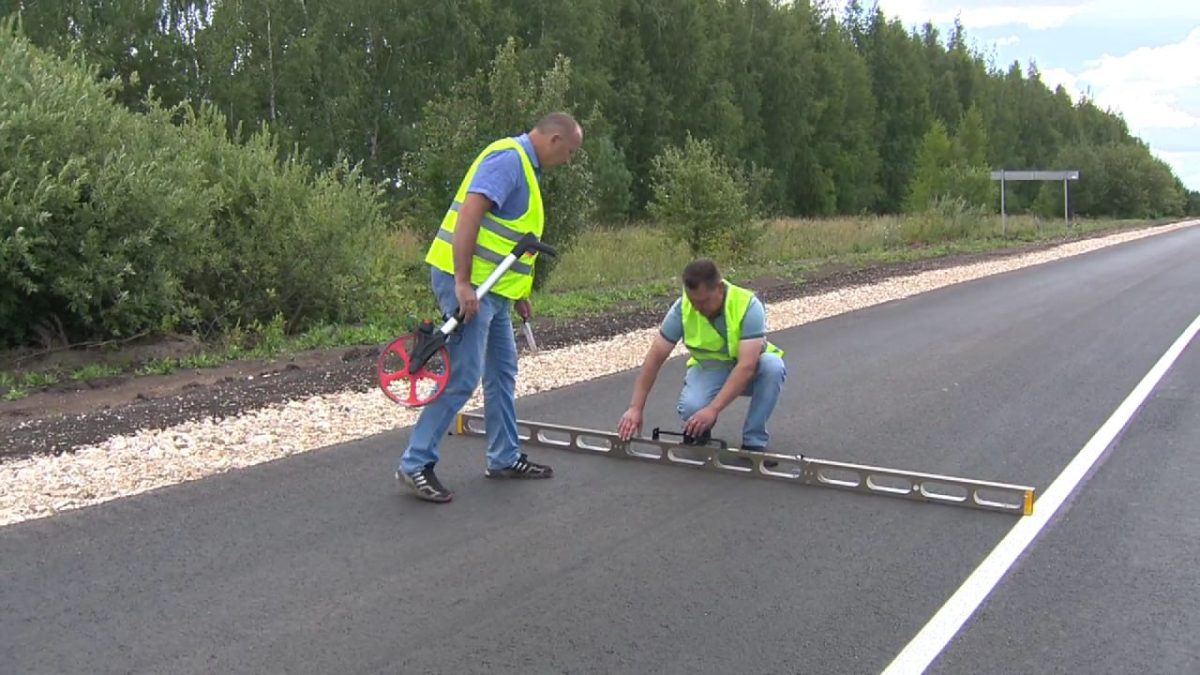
[743,446,779,469]
[485,453,554,479]
[398,464,453,502]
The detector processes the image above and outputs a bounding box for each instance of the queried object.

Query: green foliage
[901,196,991,244]
[183,109,389,334]
[1187,191,1200,216]
[647,135,757,258]
[71,362,121,381]
[956,104,989,167]
[584,130,634,225]
[905,120,956,212]
[904,117,992,213]
[1045,143,1186,219]
[404,37,596,289]
[2,0,1194,354]
[0,20,214,345]
[7,0,1190,227]
[0,20,390,348]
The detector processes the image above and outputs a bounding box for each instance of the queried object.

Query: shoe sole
[484,471,554,480]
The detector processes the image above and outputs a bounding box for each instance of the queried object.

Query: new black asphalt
[3,225,1198,674]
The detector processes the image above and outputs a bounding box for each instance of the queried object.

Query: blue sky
[874,0,1200,191]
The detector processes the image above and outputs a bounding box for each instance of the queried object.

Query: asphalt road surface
[3,225,1199,674]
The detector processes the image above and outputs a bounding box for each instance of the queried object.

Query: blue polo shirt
[466,133,541,218]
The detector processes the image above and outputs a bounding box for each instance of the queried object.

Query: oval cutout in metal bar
[816,466,863,488]
[576,435,613,453]
[867,473,915,495]
[919,481,969,503]
[536,429,573,447]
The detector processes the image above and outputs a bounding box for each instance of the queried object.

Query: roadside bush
[900,195,989,243]
[0,20,215,346]
[647,134,757,258]
[182,108,387,335]
[0,20,389,347]
[904,120,992,213]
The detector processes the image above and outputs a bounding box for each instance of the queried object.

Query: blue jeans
[676,353,787,448]
[399,267,521,475]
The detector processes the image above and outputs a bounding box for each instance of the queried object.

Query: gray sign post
[990,170,1080,234]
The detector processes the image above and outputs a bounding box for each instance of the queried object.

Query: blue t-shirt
[660,294,766,346]
[465,133,541,218]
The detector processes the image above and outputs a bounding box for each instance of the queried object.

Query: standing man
[617,259,786,461]
[398,113,583,503]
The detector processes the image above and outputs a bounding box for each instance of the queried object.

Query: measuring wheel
[377,322,452,407]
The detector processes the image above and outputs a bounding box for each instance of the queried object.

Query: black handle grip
[512,232,558,259]
[650,427,726,449]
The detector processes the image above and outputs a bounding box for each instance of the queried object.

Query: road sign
[991,169,1081,231]
[990,170,1079,181]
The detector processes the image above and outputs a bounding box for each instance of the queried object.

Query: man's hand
[515,298,532,321]
[683,405,719,438]
[455,281,479,323]
[617,406,644,441]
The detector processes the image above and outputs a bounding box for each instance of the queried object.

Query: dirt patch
[0,227,1161,460]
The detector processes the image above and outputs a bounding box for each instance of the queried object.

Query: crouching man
[616,259,787,459]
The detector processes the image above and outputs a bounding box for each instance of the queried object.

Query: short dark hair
[682,259,721,290]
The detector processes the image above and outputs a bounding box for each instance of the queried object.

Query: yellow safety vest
[424,137,544,300]
[681,281,785,368]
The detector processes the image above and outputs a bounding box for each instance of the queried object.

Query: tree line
[3,1,1198,350]
[4,0,1194,222]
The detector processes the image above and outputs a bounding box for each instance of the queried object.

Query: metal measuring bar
[454,413,1035,516]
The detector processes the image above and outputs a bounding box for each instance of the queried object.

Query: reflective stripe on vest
[681,281,784,368]
[424,138,544,299]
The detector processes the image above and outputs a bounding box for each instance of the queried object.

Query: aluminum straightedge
[454,413,1036,516]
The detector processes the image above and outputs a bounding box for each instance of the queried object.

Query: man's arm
[708,338,763,412]
[617,335,676,440]
[629,335,676,410]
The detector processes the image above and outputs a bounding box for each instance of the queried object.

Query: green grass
[531,212,1149,317]
[71,363,122,381]
[0,212,1167,393]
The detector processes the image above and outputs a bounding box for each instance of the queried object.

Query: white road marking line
[882,311,1200,675]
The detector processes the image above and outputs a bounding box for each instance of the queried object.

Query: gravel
[2,220,1196,527]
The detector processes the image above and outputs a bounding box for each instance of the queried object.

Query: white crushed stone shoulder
[2,221,1196,527]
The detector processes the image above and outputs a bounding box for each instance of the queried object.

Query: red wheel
[377,332,451,407]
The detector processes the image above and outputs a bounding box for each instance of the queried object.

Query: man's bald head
[535,112,580,135]
[529,112,583,169]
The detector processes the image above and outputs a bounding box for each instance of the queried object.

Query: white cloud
[1074,27,1200,130]
[1039,67,1079,96]
[1046,27,1200,187]
[1152,150,1200,192]
[876,1,1198,31]
[993,35,1021,47]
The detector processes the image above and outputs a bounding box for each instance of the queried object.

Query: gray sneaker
[485,453,554,479]
[398,464,453,502]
